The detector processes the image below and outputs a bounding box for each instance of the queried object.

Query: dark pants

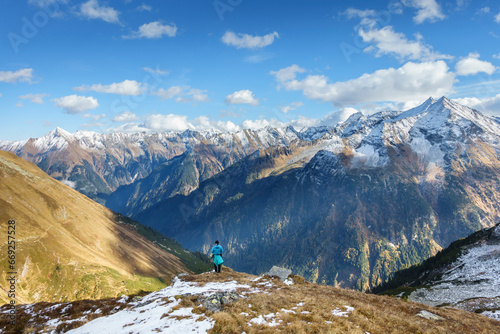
[214,264,221,273]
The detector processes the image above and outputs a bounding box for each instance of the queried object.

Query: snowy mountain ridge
[376,223,500,321]
[0,124,321,155]
[408,223,500,320]
[317,96,500,169]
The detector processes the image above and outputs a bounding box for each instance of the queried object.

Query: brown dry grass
[178,268,500,334]
[1,267,498,333]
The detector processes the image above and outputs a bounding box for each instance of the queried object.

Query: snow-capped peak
[48,127,73,139]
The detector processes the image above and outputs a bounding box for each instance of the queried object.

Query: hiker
[211,240,224,273]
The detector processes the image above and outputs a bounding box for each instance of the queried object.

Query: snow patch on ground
[67,277,252,334]
[331,305,355,317]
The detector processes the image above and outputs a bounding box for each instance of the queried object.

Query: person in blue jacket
[211,240,224,273]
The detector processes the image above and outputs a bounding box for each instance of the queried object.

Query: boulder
[416,310,444,320]
[202,292,240,313]
[267,266,292,282]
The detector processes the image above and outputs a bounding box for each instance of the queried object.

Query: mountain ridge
[0,123,320,204]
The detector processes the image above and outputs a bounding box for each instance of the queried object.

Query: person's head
[215,240,219,245]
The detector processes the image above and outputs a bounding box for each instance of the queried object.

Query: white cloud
[143,67,169,75]
[270,64,306,83]
[153,86,183,99]
[272,61,455,106]
[287,116,320,130]
[359,26,452,61]
[241,118,284,130]
[342,8,380,27]
[144,114,195,132]
[106,122,150,134]
[0,93,2,98]
[18,93,48,104]
[493,53,500,60]
[124,21,177,39]
[0,68,33,83]
[346,8,450,62]
[478,7,490,14]
[453,94,500,115]
[75,80,144,95]
[113,111,139,122]
[221,31,279,49]
[455,53,496,76]
[402,0,445,24]
[79,0,120,24]
[28,0,65,6]
[495,12,500,23]
[287,107,360,130]
[281,101,304,113]
[136,3,152,12]
[152,86,208,103]
[192,116,240,132]
[16,101,24,108]
[53,95,99,114]
[225,90,259,106]
[108,110,364,135]
[83,113,106,121]
[324,107,360,125]
[176,88,209,103]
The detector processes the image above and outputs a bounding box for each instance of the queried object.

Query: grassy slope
[0,150,209,305]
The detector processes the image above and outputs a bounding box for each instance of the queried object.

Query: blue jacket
[211,245,223,256]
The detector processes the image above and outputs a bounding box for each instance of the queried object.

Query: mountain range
[1,96,499,291]
[0,126,306,205]
[0,150,209,305]
[131,97,500,290]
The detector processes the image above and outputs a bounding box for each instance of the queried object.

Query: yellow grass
[183,268,500,334]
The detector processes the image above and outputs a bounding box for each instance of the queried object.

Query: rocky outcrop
[202,292,241,313]
[266,266,292,282]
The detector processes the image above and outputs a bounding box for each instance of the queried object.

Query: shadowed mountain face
[134,97,500,290]
[0,150,208,305]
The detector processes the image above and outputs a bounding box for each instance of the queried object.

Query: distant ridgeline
[2,97,500,291]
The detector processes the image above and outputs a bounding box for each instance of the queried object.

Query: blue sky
[1,0,500,140]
